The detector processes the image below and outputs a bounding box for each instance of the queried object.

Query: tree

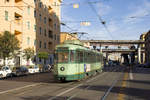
[0,31,20,65]
[23,47,34,65]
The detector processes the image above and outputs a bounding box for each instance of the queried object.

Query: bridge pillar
[141,53,145,64]
[138,47,141,64]
[106,52,109,65]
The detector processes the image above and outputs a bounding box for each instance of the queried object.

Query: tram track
[49,66,123,100]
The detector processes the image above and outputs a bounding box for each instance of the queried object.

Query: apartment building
[0,0,61,66]
[139,32,146,63]
[145,30,150,63]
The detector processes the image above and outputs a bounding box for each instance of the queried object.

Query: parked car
[28,65,39,74]
[0,66,12,78]
[11,66,28,76]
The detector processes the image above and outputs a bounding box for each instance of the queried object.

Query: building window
[27,37,30,45]
[44,17,46,24]
[39,14,42,21]
[5,11,8,21]
[49,18,52,26]
[27,21,30,30]
[48,42,52,49]
[34,25,36,32]
[54,23,57,29]
[44,42,46,49]
[34,39,36,46]
[48,30,53,38]
[54,2,57,6]
[27,6,30,15]
[39,41,42,48]
[34,10,36,17]
[44,5,46,11]
[54,34,56,40]
[44,29,46,36]
[39,2,42,8]
[39,27,42,35]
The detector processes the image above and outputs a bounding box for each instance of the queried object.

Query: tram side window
[76,51,83,63]
[80,52,84,63]
[87,53,91,63]
[58,52,69,63]
[70,51,75,62]
[84,52,88,63]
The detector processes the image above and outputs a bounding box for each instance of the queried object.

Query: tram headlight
[60,67,65,71]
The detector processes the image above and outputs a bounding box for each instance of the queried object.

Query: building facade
[145,31,150,63]
[139,32,146,63]
[60,32,78,43]
[0,0,61,66]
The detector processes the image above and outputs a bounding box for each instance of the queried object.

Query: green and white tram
[54,40,103,81]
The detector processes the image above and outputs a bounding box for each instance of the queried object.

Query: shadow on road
[126,80,150,85]
[79,84,150,100]
[4,72,58,83]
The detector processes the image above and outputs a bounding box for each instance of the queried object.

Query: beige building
[145,30,150,63]
[0,0,61,66]
[60,32,78,43]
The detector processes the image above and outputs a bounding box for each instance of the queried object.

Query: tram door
[76,51,81,79]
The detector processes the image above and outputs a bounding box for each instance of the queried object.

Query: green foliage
[0,31,20,65]
[23,47,34,61]
[38,52,48,59]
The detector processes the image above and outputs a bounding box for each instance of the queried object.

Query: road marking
[101,79,118,100]
[0,83,41,95]
[118,72,128,100]
[129,70,133,80]
[48,83,83,100]
[49,68,116,100]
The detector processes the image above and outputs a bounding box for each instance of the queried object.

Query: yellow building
[139,32,146,63]
[145,31,150,63]
[0,0,61,66]
[60,32,78,43]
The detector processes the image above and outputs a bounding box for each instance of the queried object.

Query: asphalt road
[0,66,150,100]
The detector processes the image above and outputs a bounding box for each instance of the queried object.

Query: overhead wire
[88,2,113,39]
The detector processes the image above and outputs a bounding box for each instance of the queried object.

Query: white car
[28,66,39,74]
[0,66,12,78]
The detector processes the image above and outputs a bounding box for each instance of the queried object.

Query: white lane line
[48,83,83,100]
[129,70,133,80]
[0,83,41,95]
[101,79,118,100]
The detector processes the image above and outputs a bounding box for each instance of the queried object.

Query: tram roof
[56,40,102,54]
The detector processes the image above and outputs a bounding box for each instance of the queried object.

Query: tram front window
[57,52,69,63]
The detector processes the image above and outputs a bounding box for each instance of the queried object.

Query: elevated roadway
[82,40,145,46]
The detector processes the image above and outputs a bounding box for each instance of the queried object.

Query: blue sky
[61,0,150,40]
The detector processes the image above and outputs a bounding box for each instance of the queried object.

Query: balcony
[14,30,22,43]
[15,0,23,10]
[15,12,22,19]
[15,0,22,3]
[14,14,22,33]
